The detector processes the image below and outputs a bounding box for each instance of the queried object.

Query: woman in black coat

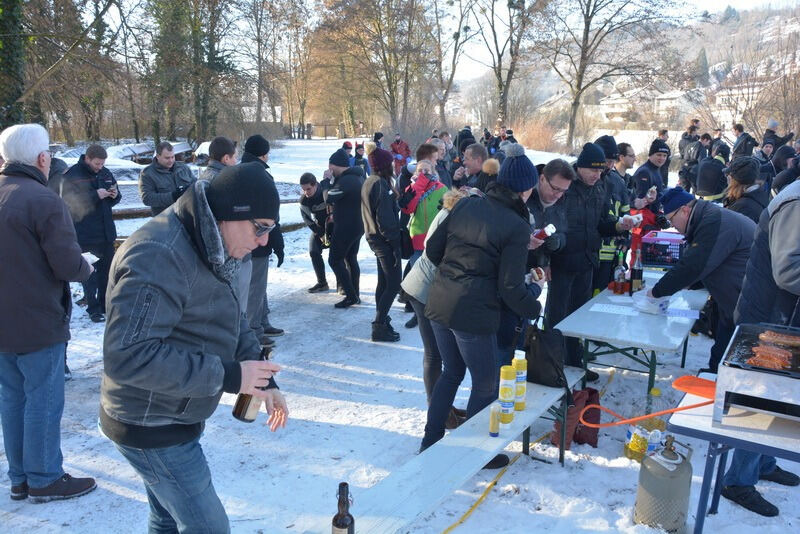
[724,157,769,224]
[421,149,543,468]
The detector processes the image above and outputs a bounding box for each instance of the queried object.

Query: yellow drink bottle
[498,365,516,426]
[512,350,527,411]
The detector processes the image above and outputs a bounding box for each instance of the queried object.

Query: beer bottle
[613,248,626,294]
[631,247,644,293]
[332,482,354,534]
[232,346,271,423]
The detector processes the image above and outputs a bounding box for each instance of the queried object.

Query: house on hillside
[654,89,703,119]
[596,87,659,122]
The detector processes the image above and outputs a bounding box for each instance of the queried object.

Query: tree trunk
[566,94,581,150]
[438,100,447,130]
[0,0,25,128]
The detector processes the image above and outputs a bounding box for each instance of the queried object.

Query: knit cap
[594,135,619,159]
[206,162,279,221]
[649,139,670,156]
[497,144,538,192]
[576,143,606,169]
[329,149,350,167]
[243,135,270,157]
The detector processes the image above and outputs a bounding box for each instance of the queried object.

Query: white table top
[555,270,709,353]
[668,375,800,460]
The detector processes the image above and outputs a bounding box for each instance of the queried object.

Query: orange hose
[578,399,713,429]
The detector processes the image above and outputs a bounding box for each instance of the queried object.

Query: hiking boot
[259,335,276,349]
[262,324,284,337]
[445,408,463,430]
[89,313,105,323]
[308,282,329,293]
[75,297,87,307]
[584,370,600,383]
[335,296,360,309]
[721,485,778,517]
[483,454,510,470]
[372,322,400,342]
[29,474,97,503]
[759,466,800,486]
[452,407,467,418]
[404,314,418,328]
[10,481,28,501]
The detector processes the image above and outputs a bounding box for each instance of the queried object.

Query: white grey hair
[429,137,445,149]
[0,124,50,166]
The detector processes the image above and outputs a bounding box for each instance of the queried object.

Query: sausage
[752,344,792,361]
[758,330,800,347]
[747,355,787,370]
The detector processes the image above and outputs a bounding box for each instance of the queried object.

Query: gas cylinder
[633,435,693,533]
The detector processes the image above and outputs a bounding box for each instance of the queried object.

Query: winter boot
[372,321,400,342]
[404,314,418,328]
[308,282,329,293]
[483,454,510,469]
[335,296,360,309]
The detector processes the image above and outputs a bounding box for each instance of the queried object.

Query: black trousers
[308,233,327,284]
[709,312,735,372]
[592,259,614,296]
[329,233,361,299]
[81,241,116,316]
[371,242,401,323]
[545,268,593,366]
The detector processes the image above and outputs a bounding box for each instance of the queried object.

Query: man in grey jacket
[101,162,287,532]
[199,136,237,183]
[138,141,196,215]
[649,187,755,372]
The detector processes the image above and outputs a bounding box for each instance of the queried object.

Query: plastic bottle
[631,247,644,292]
[624,425,650,462]
[512,350,527,411]
[533,224,556,240]
[489,403,501,437]
[643,387,667,433]
[498,365,516,426]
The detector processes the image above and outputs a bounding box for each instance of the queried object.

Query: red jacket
[391,140,411,172]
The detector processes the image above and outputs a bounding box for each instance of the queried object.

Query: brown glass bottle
[232,346,271,423]
[332,482,354,534]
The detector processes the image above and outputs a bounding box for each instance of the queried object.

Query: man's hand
[275,249,284,267]
[616,218,635,232]
[262,390,288,432]
[528,235,545,250]
[240,360,281,396]
[97,188,112,199]
[453,166,467,181]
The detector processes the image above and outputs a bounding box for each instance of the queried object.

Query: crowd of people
[0,116,799,530]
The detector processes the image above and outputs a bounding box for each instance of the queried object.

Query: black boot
[335,296,360,309]
[404,314,418,328]
[372,321,400,342]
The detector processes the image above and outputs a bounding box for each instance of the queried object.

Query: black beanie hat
[206,162,279,221]
[649,139,670,156]
[498,143,538,192]
[373,132,384,142]
[329,148,351,167]
[594,135,619,159]
[576,143,606,169]
[724,156,759,186]
[244,134,270,157]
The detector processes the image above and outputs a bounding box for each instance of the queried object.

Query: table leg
[559,397,567,466]
[648,351,656,393]
[581,339,589,389]
[693,442,720,534]
[709,447,730,514]
[523,427,531,456]
[681,338,688,369]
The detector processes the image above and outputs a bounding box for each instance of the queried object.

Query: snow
[2,139,797,533]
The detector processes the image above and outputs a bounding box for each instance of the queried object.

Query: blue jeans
[723,449,777,487]
[114,437,229,534]
[421,321,498,450]
[0,342,66,488]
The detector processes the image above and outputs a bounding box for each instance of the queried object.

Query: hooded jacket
[652,200,754,321]
[0,163,92,353]
[325,166,365,244]
[62,155,121,244]
[100,180,263,449]
[735,179,800,327]
[424,182,542,334]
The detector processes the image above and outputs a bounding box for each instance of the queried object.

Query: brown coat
[0,163,92,353]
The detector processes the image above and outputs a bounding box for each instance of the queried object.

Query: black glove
[275,249,284,267]
[543,235,560,252]
[656,214,671,229]
[172,184,188,201]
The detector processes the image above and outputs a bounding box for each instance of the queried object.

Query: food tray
[722,323,800,378]
[641,231,685,268]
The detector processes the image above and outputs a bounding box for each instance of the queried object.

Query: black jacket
[361,174,400,248]
[652,200,754,321]
[436,159,453,188]
[735,180,800,327]
[240,153,284,259]
[325,166,365,244]
[724,186,768,224]
[633,160,666,213]
[465,171,493,192]
[61,155,121,244]
[711,138,730,162]
[424,183,541,334]
[773,166,800,194]
[550,173,620,273]
[696,156,727,198]
[526,187,567,269]
[679,132,699,160]
[763,128,794,149]
[732,132,759,160]
[300,179,330,236]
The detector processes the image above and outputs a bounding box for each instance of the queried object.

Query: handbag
[400,227,414,259]
[524,319,569,390]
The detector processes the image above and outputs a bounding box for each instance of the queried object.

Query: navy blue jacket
[63,155,120,244]
[633,160,665,213]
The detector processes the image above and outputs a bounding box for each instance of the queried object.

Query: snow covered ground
[2,139,797,533]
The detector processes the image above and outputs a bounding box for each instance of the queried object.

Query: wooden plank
[300,367,583,534]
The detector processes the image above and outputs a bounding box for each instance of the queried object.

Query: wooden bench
[300,366,584,534]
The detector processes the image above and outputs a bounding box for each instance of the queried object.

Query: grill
[713,323,800,428]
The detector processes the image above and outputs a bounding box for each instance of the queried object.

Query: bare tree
[534,0,680,149]
[470,0,542,128]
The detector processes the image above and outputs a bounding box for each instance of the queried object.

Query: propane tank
[633,435,693,533]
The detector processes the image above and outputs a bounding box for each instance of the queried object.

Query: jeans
[0,342,66,488]
[247,255,268,337]
[309,233,327,284]
[723,449,777,487]
[546,269,593,366]
[329,234,361,300]
[372,242,401,323]
[114,437,229,534]
[235,255,253,313]
[81,241,115,316]
[709,312,735,372]
[421,321,498,450]
[408,296,441,403]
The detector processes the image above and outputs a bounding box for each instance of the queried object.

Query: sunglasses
[251,220,275,237]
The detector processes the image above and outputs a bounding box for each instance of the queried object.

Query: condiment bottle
[498,365,516,426]
[512,350,527,411]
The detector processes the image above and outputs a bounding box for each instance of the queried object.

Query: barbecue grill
[713,323,800,428]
